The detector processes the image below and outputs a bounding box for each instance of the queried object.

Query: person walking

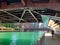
[51,30,54,39]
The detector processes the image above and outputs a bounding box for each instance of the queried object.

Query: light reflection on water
[10,33,17,45]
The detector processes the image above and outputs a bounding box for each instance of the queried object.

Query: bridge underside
[0,7,59,23]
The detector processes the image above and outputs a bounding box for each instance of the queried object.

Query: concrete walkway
[46,36,60,45]
[42,33,60,45]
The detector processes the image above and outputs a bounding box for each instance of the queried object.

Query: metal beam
[55,13,58,17]
[0,7,24,11]
[24,27,52,31]
[28,10,39,22]
[0,7,32,11]
[32,10,60,21]
[0,7,46,12]
[48,16,60,21]
[1,10,25,22]
[0,17,16,22]
[20,10,26,22]
[21,0,26,6]
[31,10,44,16]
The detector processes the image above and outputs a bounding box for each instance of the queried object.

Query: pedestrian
[51,30,54,39]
